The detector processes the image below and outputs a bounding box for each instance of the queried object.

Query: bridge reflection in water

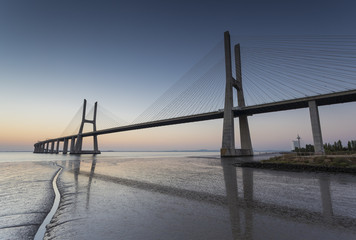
[52,155,356,239]
[221,158,341,239]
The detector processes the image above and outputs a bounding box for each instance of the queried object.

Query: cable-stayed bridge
[34,32,356,156]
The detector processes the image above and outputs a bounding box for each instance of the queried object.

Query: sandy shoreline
[35,167,62,240]
[0,161,59,239]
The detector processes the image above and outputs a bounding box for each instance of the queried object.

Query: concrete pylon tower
[235,44,253,155]
[73,99,101,154]
[221,31,236,156]
[221,31,253,157]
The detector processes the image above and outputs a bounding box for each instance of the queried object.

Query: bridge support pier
[70,137,76,154]
[45,142,49,153]
[55,140,60,154]
[50,141,55,153]
[63,138,69,154]
[308,100,324,154]
[93,135,99,153]
[221,31,253,157]
[71,100,101,154]
[38,143,43,153]
[75,135,83,153]
[33,142,47,153]
[239,116,253,155]
[33,144,38,153]
[34,100,100,155]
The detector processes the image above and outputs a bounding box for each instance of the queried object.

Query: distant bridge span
[34,89,356,152]
[60,89,356,139]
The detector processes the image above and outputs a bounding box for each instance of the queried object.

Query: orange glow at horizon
[1,102,356,152]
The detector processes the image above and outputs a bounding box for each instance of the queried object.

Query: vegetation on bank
[266,140,356,169]
[293,139,356,155]
[262,154,356,169]
[236,140,356,173]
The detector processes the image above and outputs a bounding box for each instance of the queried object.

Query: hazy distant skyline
[1,0,356,151]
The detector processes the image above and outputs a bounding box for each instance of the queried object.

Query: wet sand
[45,157,232,239]
[1,154,356,239]
[46,156,356,239]
[0,161,60,239]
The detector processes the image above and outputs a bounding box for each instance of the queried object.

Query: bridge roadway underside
[239,89,356,116]
[40,90,356,143]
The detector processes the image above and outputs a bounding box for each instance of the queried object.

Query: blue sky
[1,0,356,151]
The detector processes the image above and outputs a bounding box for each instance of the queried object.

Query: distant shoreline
[0,150,286,153]
[102,150,220,152]
[236,154,356,174]
[0,150,221,153]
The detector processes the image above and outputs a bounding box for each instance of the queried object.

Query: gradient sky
[1,0,356,151]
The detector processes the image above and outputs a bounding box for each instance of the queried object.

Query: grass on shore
[262,154,356,169]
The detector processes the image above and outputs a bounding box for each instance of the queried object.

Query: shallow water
[1,152,356,239]
[0,161,59,239]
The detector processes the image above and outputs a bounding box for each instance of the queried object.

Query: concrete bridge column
[50,141,55,153]
[55,139,60,154]
[63,138,69,154]
[45,142,49,153]
[221,31,253,157]
[239,116,253,155]
[93,135,99,153]
[70,137,76,154]
[72,99,87,155]
[221,31,237,157]
[72,100,100,155]
[308,100,324,154]
[235,44,253,156]
[75,135,83,154]
[35,99,102,155]
[92,102,100,154]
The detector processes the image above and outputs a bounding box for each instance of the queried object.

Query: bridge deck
[37,89,356,144]
[237,89,356,116]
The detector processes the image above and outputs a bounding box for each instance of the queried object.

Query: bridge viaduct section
[34,99,100,155]
[33,89,356,156]
[33,31,356,156]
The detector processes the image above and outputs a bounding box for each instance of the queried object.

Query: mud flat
[43,155,356,240]
[0,161,60,239]
[1,153,356,239]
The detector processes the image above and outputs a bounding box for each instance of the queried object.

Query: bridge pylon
[72,99,101,154]
[221,31,253,157]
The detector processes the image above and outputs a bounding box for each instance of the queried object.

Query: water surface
[1,152,355,239]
